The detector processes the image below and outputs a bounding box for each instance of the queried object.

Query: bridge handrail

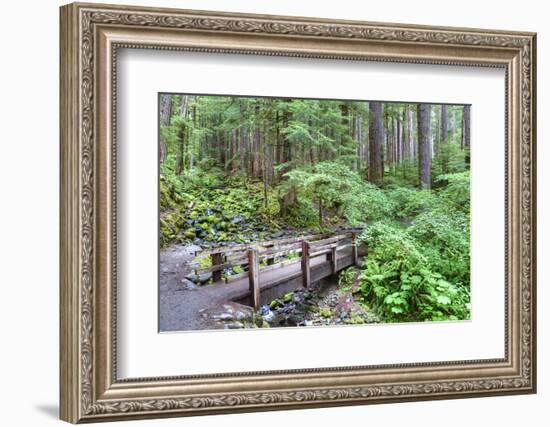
[196,232,331,257]
[191,229,362,287]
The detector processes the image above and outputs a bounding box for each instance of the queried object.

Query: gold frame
[60,2,537,423]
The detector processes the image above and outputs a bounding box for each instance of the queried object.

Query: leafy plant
[356,221,470,322]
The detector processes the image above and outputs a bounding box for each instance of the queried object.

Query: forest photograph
[158,93,472,332]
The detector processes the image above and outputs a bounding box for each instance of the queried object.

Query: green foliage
[283,197,319,229]
[159,94,471,324]
[285,250,300,261]
[408,207,470,286]
[159,165,285,247]
[436,172,471,213]
[281,162,396,226]
[357,259,469,322]
[356,208,470,322]
[397,189,440,218]
[337,267,355,296]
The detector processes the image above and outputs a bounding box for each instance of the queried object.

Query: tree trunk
[397,114,402,164]
[440,104,448,173]
[175,95,188,175]
[417,103,431,189]
[387,115,394,173]
[368,101,384,185]
[402,108,409,161]
[432,107,439,159]
[278,103,296,215]
[440,105,448,145]
[159,94,172,163]
[408,106,415,161]
[463,104,471,167]
[353,111,362,171]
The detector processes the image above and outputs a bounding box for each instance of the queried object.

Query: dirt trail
[159,244,214,332]
[159,243,258,331]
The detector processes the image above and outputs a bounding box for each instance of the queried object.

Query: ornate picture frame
[60,2,536,423]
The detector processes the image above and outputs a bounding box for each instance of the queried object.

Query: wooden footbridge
[190,230,365,310]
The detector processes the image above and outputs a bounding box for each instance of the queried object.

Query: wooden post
[248,249,260,310]
[211,252,223,283]
[331,246,337,275]
[352,233,359,267]
[301,240,311,288]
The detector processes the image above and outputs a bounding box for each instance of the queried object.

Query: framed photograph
[60,2,537,423]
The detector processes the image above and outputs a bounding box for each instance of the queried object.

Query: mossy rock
[175,214,186,228]
[344,315,365,325]
[159,180,175,210]
[269,299,281,310]
[160,218,172,239]
[253,313,264,328]
[282,292,294,303]
[319,307,332,318]
[184,229,195,239]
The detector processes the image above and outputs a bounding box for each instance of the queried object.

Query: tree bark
[463,104,471,167]
[278,102,296,215]
[175,95,188,175]
[402,108,409,161]
[440,104,448,173]
[408,106,415,161]
[159,94,172,163]
[352,110,362,171]
[440,105,448,145]
[368,101,384,185]
[417,103,431,189]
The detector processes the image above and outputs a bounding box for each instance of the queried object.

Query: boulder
[185,272,212,284]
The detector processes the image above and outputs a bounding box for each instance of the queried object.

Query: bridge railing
[190,229,362,309]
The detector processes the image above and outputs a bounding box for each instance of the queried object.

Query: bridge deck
[224,246,353,303]
[160,248,356,332]
[160,232,362,332]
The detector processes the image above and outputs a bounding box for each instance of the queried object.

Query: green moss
[319,307,332,318]
[269,299,281,310]
[344,313,365,324]
[159,218,175,248]
[159,178,175,211]
[194,255,212,269]
[282,292,294,303]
